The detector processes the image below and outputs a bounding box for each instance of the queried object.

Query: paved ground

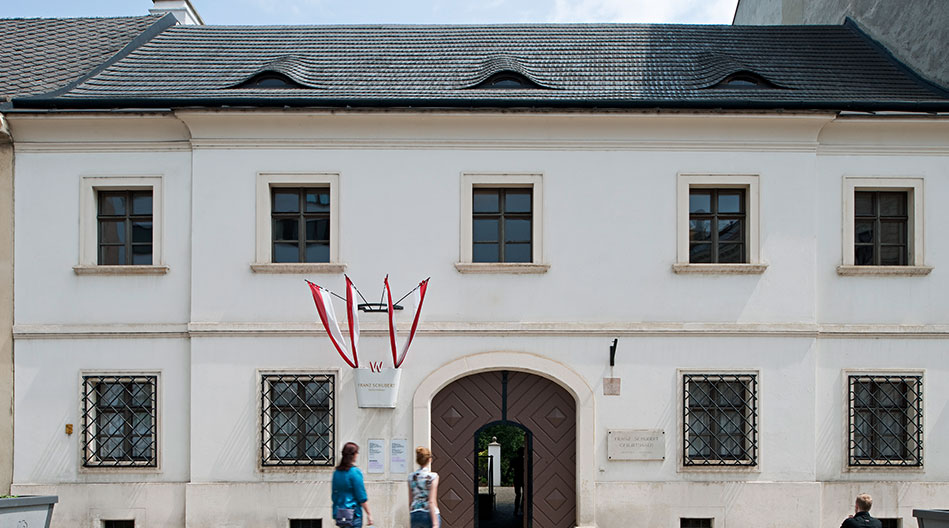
[478,486,524,528]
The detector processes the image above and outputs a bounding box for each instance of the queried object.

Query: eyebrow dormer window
[234,72,306,89]
[474,72,541,89]
[710,71,781,89]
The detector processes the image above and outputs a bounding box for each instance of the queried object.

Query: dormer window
[473,72,542,90]
[234,72,306,89]
[710,71,781,89]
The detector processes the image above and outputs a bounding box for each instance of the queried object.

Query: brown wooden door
[432,371,576,528]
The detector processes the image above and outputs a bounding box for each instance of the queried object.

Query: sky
[2,0,740,25]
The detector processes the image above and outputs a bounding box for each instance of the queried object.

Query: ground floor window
[261,373,335,466]
[682,373,758,466]
[81,375,157,467]
[849,374,922,467]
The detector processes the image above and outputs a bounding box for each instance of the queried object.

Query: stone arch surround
[413,351,596,528]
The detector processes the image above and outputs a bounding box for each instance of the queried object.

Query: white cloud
[550,0,739,24]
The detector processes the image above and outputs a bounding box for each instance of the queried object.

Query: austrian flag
[305,276,429,369]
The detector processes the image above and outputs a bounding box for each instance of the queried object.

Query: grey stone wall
[734,0,949,89]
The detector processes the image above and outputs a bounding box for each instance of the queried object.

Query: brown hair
[856,494,873,512]
[336,442,359,471]
[416,446,432,466]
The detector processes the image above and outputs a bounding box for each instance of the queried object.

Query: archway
[429,370,576,528]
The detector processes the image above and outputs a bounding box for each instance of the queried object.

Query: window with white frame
[77,176,165,273]
[457,173,546,272]
[682,373,758,467]
[261,373,335,467]
[848,374,922,467]
[840,178,929,274]
[254,173,341,272]
[675,174,762,272]
[81,375,158,467]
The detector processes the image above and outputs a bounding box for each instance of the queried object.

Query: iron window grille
[472,188,533,263]
[680,519,713,528]
[683,373,758,466]
[97,190,153,265]
[271,187,331,263]
[854,191,909,266]
[688,189,746,263]
[261,374,335,467]
[81,375,157,467]
[849,375,922,467]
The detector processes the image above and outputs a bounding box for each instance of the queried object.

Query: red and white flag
[306,279,359,368]
[386,276,429,368]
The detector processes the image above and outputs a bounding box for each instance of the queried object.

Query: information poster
[390,438,408,473]
[368,438,385,473]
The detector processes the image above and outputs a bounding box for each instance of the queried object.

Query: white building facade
[8,107,949,528]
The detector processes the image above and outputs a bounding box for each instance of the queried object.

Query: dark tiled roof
[16,21,949,111]
[0,15,168,98]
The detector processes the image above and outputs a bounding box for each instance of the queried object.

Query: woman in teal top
[332,442,373,527]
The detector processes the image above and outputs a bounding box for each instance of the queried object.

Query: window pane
[880,246,903,266]
[855,222,874,244]
[855,245,873,265]
[473,243,499,263]
[504,218,531,243]
[718,219,742,242]
[273,190,300,213]
[100,221,126,244]
[132,222,152,243]
[690,243,711,263]
[305,381,331,406]
[100,246,125,265]
[880,221,904,245]
[854,192,874,216]
[305,243,329,263]
[131,192,152,215]
[473,190,499,213]
[473,219,498,243]
[273,219,299,241]
[718,243,744,263]
[274,242,299,263]
[130,382,152,407]
[306,219,329,241]
[879,192,906,217]
[689,220,711,242]
[131,245,152,265]
[504,190,531,213]
[689,192,711,214]
[305,190,330,212]
[504,243,531,263]
[99,194,126,216]
[717,192,743,213]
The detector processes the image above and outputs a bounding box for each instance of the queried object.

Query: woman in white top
[408,446,440,528]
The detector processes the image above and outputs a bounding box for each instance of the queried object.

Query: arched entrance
[431,370,576,528]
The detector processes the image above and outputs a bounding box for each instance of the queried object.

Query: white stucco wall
[8,110,949,527]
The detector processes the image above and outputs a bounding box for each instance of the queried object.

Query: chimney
[150,0,204,25]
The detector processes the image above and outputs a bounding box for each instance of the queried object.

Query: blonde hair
[416,446,432,466]
[856,494,873,512]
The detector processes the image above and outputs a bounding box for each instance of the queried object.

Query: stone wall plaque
[607,429,665,460]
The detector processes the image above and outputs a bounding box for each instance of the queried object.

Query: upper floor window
[271,187,330,263]
[688,188,746,264]
[81,375,158,467]
[473,188,532,263]
[261,373,335,467]
[682,373,758,467]
[97,190,153,265]
[838,177,930,276]
[848,374,922,467]
[253,173,343,273]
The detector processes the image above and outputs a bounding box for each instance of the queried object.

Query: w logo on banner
[368,361,385,373]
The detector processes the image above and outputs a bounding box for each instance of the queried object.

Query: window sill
[678,463,760,473]
[73,265,169,276]
[251,263,347,274]
[836,265,933,277]
[672,263,768,275]
[454,262,550,274]
[844,464,924,473]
